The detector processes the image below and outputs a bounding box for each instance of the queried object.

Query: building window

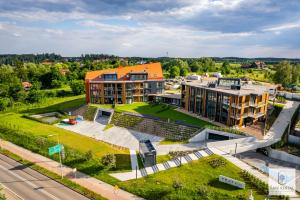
[103,74,117,81]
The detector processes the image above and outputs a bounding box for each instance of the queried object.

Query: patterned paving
[110,148,214,181]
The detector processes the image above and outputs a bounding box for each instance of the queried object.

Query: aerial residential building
[85,63,164,104]
[181,78,269,127]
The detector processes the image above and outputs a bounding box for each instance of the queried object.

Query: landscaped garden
[0,95,131,184]
[0,95,279,199]
[118,155,274,200]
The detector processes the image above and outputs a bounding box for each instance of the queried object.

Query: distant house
[213,72,222,78]
[22,82,32,91]
[186,74,201,81]
[241,61,266,69]
[59,68,70,76]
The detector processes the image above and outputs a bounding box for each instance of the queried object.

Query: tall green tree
[169,66,180,78]
[221,61,231,75]
[273,61,293,87]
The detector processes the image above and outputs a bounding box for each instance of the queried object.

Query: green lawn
[0,96,131,183]
[114,102,213,127]
[119,155,270,200]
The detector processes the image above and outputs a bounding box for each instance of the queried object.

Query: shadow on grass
[208,178,242,191]
[22,98,85,114]
[114,154,132,171]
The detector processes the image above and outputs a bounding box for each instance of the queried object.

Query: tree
[27,89,44,103]
[69,80,85,95]
[169,66,180,78]
[180,67,189,77]
[291,64,300,85]
[221,61,231,75]
[101,154,116,169]
[190,61,201,73]
[0,97,11,111]
[273,61,293,87]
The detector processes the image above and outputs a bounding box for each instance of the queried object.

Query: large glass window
[103,74,117,81]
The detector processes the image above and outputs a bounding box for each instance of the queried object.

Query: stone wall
[110,112,202,140]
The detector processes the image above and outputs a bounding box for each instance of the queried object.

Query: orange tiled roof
[85,62,163,81]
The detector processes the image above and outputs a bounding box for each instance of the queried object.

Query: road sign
[48,144,62,156]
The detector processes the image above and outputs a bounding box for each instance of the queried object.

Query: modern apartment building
[181,78,269,127]
[85,63,164,104]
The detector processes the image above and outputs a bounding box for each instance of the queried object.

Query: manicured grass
[90,104,113,109]
[6,95,85,114]
[119,155,272,200]
[159,140,188,145]
[0,113,129,160]
[114,102,213,127]
[156,154,172,164]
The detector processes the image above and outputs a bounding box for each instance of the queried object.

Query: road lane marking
[0,164,60,200]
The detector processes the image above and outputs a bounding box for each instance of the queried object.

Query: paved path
[110,148,213,181]
[56,122,163,151]
[0,141,143,200]
[0,153,89,200]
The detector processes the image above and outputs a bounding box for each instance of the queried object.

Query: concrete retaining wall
[268,148,300,166]
[189,128,245,143]
[111,112,201,140]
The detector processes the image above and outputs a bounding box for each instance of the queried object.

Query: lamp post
[48,134,63,179]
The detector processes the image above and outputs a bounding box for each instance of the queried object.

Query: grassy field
[114,102,213,127]
[119,155,270,200]
[0,96,131,184]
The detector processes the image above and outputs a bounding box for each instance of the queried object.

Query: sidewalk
[0,141,143,200]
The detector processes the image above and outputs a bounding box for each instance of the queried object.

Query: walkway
[110,148,213,181]
[0,141,143,200]
[56,122,163,150]
[208,100,300,154]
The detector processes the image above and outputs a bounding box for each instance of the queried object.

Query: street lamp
[48,134,63,179]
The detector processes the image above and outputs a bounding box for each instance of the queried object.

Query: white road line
[0,164,60,200]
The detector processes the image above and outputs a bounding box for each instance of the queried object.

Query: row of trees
[162,58,217,78]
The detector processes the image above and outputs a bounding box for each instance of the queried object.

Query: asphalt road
[0,153,90,200]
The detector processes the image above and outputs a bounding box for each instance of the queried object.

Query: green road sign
[48,144,62,156]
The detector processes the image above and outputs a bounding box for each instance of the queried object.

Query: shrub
[101,154,116,169]
[236,193,247,200]
[197,186,209,199]
[70,80,85,95]
[172,178,183,190]
[84,150,93,161]
[208,158,226,168]
[0,97,11,111]
[241,170,268,194]
[51,79,62,88]
[27,89,44,103]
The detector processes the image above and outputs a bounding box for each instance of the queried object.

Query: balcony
[230,113,248,120]
[248,112,264,118]
[249,102,265,107]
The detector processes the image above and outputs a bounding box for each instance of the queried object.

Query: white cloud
[13,33,22,37]
[264,21,300,32]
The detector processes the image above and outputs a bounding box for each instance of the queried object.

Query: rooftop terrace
[183,78,273,96]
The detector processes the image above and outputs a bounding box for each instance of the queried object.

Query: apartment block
[85,63,164,104]
[181,78,269,127]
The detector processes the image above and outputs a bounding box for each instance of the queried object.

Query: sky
[0,0,300,58]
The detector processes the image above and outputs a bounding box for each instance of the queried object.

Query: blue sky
[0,0,300,57]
